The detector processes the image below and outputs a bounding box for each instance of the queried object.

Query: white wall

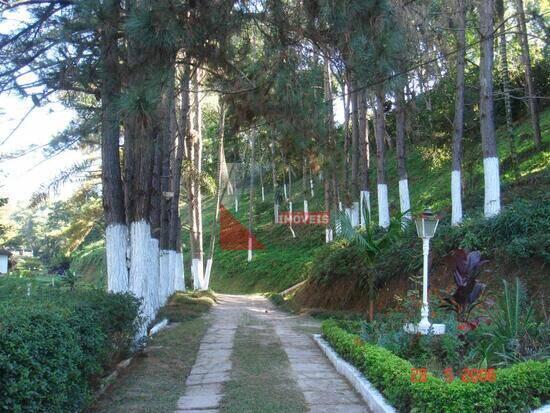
[0,255,8,274]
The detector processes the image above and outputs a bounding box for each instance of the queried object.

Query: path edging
[149,318,169,336]
[313,334,397,413]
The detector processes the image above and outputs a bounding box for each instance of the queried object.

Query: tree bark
[452,0,466,226]
[395,84,411,220]
[515,0,542,149]
[99,0,128,293]
[248,133,256,260]
[323,57,335,241]
[169,65,191,292]
[205,101,226,287]
[497,0,519,179]
[478,0,501,217]
[358,89,371,227]
[350,78,359,204]
[374,86,390,228]
[188,67,204,289]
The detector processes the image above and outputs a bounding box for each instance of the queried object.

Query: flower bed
[322,320,550,413]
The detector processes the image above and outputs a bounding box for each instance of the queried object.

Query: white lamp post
[404,209,446,335]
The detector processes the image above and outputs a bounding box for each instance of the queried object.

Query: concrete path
[175,294,370,413]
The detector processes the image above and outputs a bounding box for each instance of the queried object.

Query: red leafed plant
[440,249,489,324]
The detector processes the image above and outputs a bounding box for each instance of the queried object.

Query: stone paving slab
[175,295,246,412]
[174,294,371,413]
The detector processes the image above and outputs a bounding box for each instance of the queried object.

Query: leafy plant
[335,210,404,319]
[440,249,487,323]
[60,269,79,290]
[483,278,549,366]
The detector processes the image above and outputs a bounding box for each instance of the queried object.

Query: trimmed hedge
[0,281,141,413]
[321,320,550,413]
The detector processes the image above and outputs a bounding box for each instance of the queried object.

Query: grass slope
[205,109,549,294]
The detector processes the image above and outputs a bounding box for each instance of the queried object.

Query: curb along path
[175,294,371,413]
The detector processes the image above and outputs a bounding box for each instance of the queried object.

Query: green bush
[0,279,141,413]
[434,199,550,262]
[310,239,370,284]
[322,319,550,413]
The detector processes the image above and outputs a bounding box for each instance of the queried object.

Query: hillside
[206,108,550,311]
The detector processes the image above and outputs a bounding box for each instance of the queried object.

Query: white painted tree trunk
[203,257,212,290]
[483,157,501,217]
[261,186,265,201]
[274,203,279,223]
[106,224,129,293]
[303,199,308,214]
[192,258,204,290]
[129,220,153,334]
[310,178,314,197]
[174,251,185,291]
[451,170,463,226]
[167,250,176,296]
[159,250,170,305]
[288,201,296,238]
[352,202,359,227]
[234,197,238,212]
[398,179,411,220]
[283,183,288,200]
[149,238,160,313]
[360,190,371,228]
[325,228,333,243]
[377,184,390,229]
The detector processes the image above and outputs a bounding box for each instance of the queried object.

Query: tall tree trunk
[358,89,371,227]
[343,78,351,203]
[452,0,466,226]
[350,78,359,205]
[188,67,204,290]
[270,138,279,223]
[497,0,520,179]
[125,0,157,325]
[248,133,256,260]
[323,57,335,242]
[374,86,390,228]
[100,0,128,293]
[159,66,176,302]
[479,0,501,217]
[204,101,226,287]
[169,65,191,292]
[395,84,411,220]
[515,0,542,149]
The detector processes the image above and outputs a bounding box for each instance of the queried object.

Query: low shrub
[310,239,370,284]
[322,319,550,413]
[0,278,141,413]
[434,199,550,262]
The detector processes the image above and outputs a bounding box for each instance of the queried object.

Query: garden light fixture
[405,209,446,335]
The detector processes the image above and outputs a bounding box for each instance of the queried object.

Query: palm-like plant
[485,278,549,366]
[335,210,404,320]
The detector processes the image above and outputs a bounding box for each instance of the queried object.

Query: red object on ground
[219,204,265,251]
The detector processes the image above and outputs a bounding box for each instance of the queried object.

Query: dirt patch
[289,255,549,317]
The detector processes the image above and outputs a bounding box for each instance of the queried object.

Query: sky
[0,94,79,204]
